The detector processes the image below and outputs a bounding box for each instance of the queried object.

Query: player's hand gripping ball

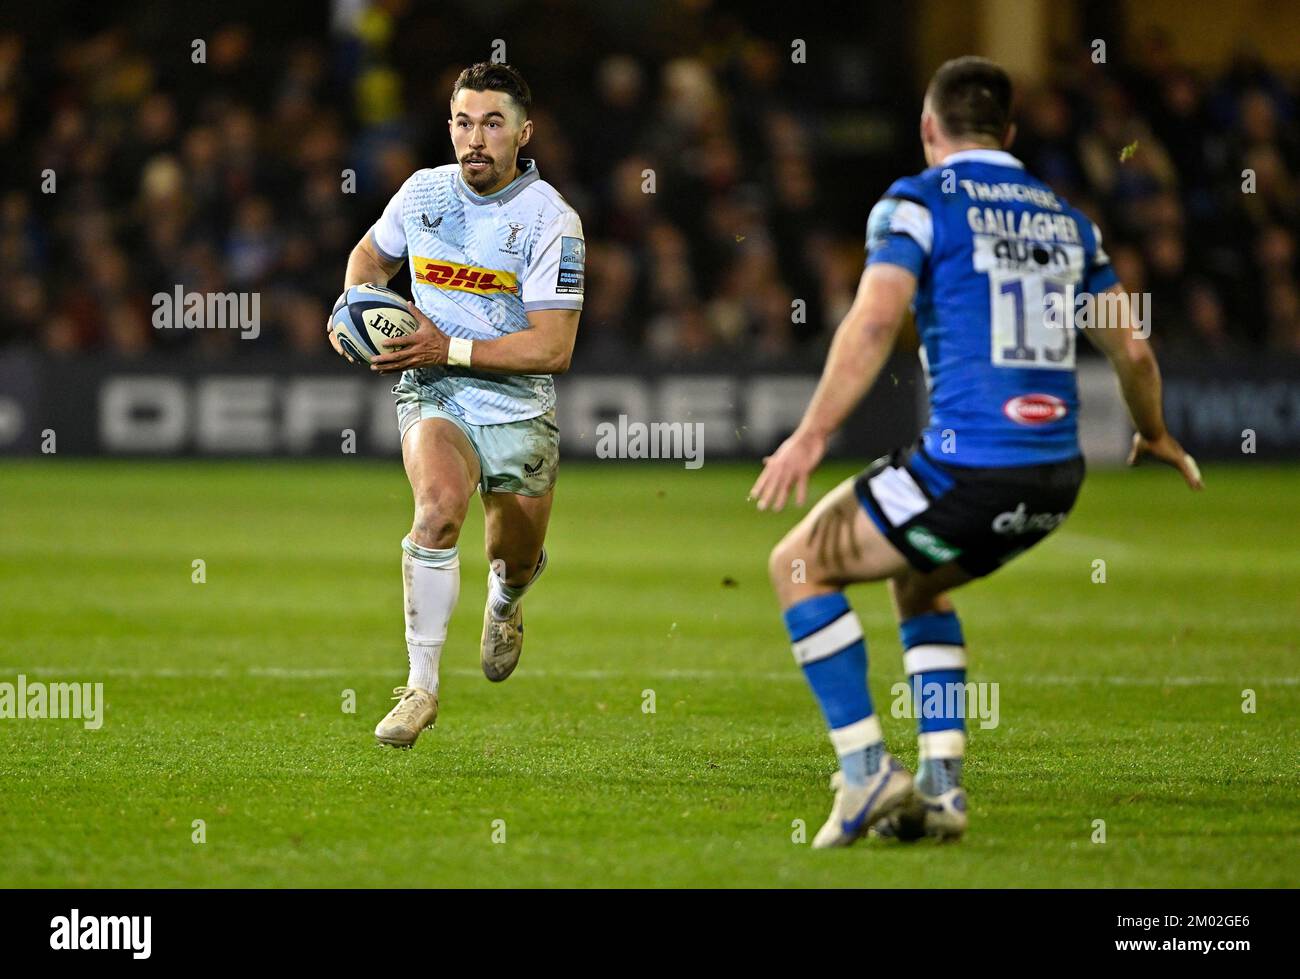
[328,283,419,365]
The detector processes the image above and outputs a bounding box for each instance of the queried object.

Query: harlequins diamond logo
[503,221,525,253]
[905,526,961,563]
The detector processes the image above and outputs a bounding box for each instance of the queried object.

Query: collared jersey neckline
[456,158,540,205]
[938,148,1025,169]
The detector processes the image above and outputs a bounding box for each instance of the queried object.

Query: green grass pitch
[0,459,1295,887]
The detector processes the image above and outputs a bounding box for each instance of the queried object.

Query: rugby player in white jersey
[327,63,585,748]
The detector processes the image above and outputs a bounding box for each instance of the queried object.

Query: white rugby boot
[374,686,439,748]
[871,786,969,842]
[812,755,914,848]
[481,602,524,682]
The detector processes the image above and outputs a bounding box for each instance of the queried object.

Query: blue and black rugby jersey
[866,149,1119,468]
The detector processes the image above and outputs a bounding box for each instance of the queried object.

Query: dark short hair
[926,56,1012,141]
[451,62,532,116]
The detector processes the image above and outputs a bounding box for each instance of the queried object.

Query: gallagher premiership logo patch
[556,236,585,295]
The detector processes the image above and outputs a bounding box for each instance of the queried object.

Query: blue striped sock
[900,610,967,795]
[784,592,883,786]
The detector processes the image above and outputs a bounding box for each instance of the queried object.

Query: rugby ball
[330,283,418,364]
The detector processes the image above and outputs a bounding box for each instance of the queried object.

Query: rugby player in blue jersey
[750,56,1203,847]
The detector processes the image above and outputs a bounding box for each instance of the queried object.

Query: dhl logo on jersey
[413,258,519,296]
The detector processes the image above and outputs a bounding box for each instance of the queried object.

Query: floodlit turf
[0,459,1295,888]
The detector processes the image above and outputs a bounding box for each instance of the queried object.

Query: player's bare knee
[409,516,459,550]
[410,497,467,549]
[770,534,819,601]
[768,537,793,590]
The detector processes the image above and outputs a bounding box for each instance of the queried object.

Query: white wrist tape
[447,337,473,367]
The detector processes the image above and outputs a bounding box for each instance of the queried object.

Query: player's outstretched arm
[750,262,916,511]
[1082,284,1203,490]
[370,305,579,375]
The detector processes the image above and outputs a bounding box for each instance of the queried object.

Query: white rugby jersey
[369,159,585,425]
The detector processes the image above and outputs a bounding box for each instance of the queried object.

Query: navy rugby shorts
[853,444,1086,578]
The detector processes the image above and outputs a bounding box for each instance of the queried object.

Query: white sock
[488,549,546,621]
[401,535,460,694]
